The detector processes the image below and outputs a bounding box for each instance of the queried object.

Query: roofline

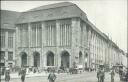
[26,2,76,12]
[15,2,121,51]
[1,9,20,13]
[0,27,16,30]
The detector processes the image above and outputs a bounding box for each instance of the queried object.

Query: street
[1,72,121,82]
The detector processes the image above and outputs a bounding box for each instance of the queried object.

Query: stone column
[13,31,16,66]
[5,51,8,67]
[36,25,37,47]
[89,30,92,69]
[5,31,8,67]
[42,22,45,67]
[15,26,19,67]
[5,31,8,49]
[127,53,128,71]
[28,23,31,66]
[71,18,80,67]
[56,20,60,67]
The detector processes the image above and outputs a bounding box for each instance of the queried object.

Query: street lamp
[85,58,87,69]
[127,53,128,71]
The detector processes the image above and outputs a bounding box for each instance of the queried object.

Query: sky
[1,0,127,52]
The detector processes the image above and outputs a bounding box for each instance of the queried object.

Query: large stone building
[1,2,125,70]
[0,10,20,67]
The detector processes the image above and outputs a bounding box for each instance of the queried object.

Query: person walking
[110,68,115,82]
[20,68,26,82]
[99,68,105,82]
[48,70,56,82]
[97,68,101,82]
[119,67,123,81]
[5,68,10,82]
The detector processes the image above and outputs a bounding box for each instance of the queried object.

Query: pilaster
[56,20,60,67]
[42,22,45,67]
[28,23,31,66]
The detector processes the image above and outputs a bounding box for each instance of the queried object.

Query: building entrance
[61,51,70,68]
[33,52,40,67]
[21,52,27,67]
[47,51,54,66]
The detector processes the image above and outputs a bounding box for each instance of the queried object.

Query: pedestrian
[20,68,26,82]
[110,68,115,82]
[125,68,128,81]
[99,68,105,82]
[48,70,56,82]
[119,67,123,81]
[5,68,10,82]
[66,68,69,74]
[97,68,101,82]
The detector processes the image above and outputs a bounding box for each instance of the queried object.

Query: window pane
[8,52,13,61]
[0,31,5,48]
[8,31,13,48]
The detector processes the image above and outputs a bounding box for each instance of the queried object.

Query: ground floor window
[47,51,54,66]
[8,52,13,61]
[61,51,70,68]
[21,52,27,67]
[33,52,40,67]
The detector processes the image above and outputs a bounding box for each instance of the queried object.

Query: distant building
[0,10,20,68]
[1,2,126,70]
[121,51,127,68]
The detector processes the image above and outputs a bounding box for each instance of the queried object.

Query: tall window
[79,52,83,64]
[8,31,13,48]
[0,51,5,61]
[31,22,42,47]
[60,19,71,46]
[0,30,5,48]
[46,21,56,46]
[18,24,28,47]
[8,52,13,61]
[80,21,83,46]
[37,24,42,47]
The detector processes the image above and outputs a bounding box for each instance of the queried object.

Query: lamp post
[85,58,87,70]
[127,53,128,71]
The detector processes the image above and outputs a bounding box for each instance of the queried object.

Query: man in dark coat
[20,68,26,82]
[5,68,10,82]
[119,68,123,81]
[110,68,115,82]
[99,68,105,82]
[97,68,101,82]
[48,70,56,82]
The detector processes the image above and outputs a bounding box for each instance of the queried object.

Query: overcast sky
[1,0,127,52]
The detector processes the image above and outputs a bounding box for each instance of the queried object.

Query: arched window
[61,51,70,68]
[33,52,40,67]
[47,51,54,66]
[79,51,83,64]
[21,52,27,67]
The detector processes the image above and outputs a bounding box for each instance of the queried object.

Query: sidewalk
[1,71,69,80]
[1,71,121,82]
[1,72,49,80]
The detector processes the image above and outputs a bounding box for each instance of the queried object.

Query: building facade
[0,10,20,68]
[1,2,126,70]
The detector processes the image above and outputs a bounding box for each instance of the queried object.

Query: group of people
[119,67,128,81]
[4,67,57,82]
[4,65,128,82]
[97,66,116,82]
[4,67,26,82]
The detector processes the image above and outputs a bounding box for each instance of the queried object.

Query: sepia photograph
[0,0,128,82]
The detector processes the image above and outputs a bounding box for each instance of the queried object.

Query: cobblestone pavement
[1,72,121,82]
